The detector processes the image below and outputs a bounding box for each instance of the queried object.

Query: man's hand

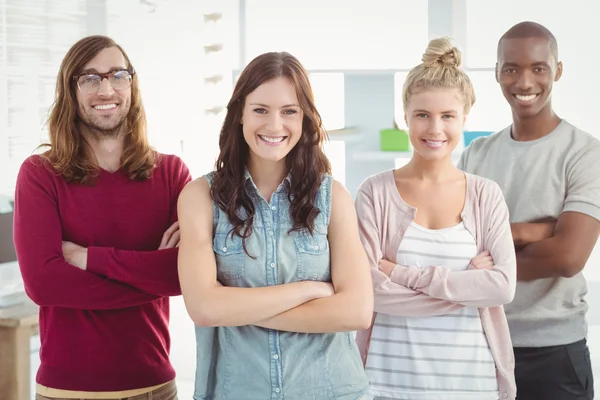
[159,221,180,249]
[469,250,494,270]
[378,258,397,277]
[62,241,88,270]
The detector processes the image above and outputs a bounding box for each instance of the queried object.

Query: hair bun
[421,37,462,68]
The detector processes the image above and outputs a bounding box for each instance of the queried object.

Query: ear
[495,63,500,83]
[554,61,563,82]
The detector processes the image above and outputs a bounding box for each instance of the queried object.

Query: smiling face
[405,88,466,161]
[496,36,562,119]
[75,46,132,137]
[241,77,304,165]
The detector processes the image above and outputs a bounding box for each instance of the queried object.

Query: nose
[265,112,283,132]
[428,116,444,136]
[516,70,535,92]
[96,77,115,96]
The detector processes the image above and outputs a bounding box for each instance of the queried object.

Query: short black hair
[497,21,558,61]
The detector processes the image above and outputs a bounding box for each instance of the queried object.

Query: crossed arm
[354,182,516,317]
[511,212,600,281]
[177,177,373,333]
[13,162,161,310]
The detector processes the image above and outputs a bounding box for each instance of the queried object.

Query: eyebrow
[80,67,128,75]
[413,109,458,114]
[501,61,550,68]
[249,103,300,108]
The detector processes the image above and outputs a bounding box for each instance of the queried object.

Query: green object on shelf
[380,128,409,151]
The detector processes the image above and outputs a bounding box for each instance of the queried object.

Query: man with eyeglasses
[13,35,190,400]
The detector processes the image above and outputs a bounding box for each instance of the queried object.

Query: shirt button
[272,354,279,359]
[313,245,319,250]
[222,247,227,252]
[274,388,281,393]
[268,231,273,236]
[271,206,276,211]
[270,263,275,268]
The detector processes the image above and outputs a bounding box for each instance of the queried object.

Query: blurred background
[0,1,598,398]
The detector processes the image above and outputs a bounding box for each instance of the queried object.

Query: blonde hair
[402,37,476,113]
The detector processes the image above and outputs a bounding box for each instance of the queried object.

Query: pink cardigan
[355,170,517,400]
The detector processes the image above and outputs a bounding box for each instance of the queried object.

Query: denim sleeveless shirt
[193,171,369,400]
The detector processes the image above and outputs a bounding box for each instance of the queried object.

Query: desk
[0,300,39,400]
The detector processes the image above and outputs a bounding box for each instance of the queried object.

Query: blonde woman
[355,38,517,400]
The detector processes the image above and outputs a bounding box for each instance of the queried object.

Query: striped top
[366,222,498,399]
[355,170,517,399]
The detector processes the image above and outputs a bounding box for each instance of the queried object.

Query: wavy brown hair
[211,52,332,248]
[42,35,155,184]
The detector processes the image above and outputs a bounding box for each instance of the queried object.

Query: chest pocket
[213,232,246,284]
[294,233,331,282]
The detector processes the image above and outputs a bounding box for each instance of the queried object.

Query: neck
[511,106,561,141]
[81,129,126,173]
[247,156,288,201]
[405,153,457,183]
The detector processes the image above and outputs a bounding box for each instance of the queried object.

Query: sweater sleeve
[355,182,465,317]
[86,157,192,296]
[13,158,160,310]
[389,181,517,307]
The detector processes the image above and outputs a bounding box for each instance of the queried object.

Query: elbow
[347,297,374,331]
[189,306,220,327]
[191,313,217,327]
[19,266,47,305]
[497,288,515,305]
[496,276,516,305]
[354,313,373,331]
[560,254,586,278]
[23,281,50,306]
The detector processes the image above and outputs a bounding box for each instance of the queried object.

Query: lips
[513,94,539,103]
[259,135,286,144]
[93,103,118,111]
[422,139,446,149]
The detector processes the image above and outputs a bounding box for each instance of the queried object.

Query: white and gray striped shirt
[366,221,498,400]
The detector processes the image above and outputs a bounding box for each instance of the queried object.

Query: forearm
[19,257,160,309]
[372,269,463,315]
[391,264,514,307]
[87,247,181,296]
[255,292,371,333]
[511,222,554,248]
[516,237,570,281]
[186,281,323,327]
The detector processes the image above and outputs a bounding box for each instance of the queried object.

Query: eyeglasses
[73,69,135,94]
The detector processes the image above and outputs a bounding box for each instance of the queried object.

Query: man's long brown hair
[211,52,332,246]
[42,35,155,183]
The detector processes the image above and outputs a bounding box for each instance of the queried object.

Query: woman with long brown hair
[177,52,373,399]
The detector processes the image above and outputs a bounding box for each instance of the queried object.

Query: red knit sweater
[13,153,191,391]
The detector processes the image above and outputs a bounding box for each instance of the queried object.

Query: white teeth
[425,140,444,148]
[259,135,285,143]
[93,104,117,110]
[515,94,537,102]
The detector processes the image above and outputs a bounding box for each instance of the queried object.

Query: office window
[245,0,428,70]
[310,72,344,131]
[0,0,88,197]
[466,71,512,133]
[108,0,238,177]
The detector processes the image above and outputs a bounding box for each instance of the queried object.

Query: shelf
[326,127,362,143]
